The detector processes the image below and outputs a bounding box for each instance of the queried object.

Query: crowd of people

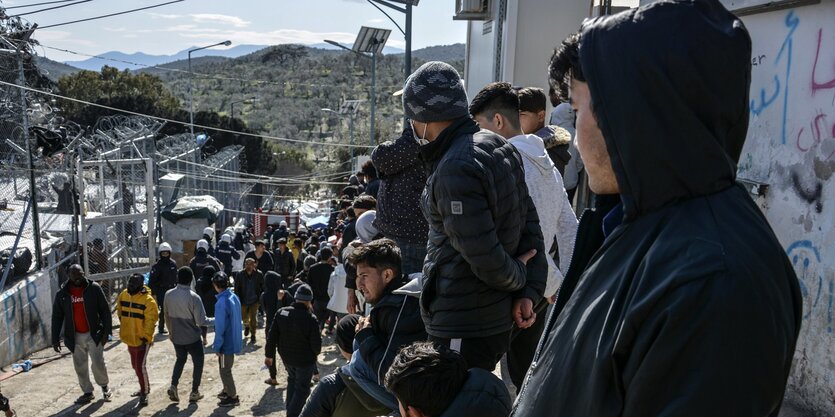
[50,1,804,416]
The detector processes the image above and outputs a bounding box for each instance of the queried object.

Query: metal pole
[188,51,194,139]
[370,52,376,147]
[405,2,412,77]
[350,114,355,170]
[18,52,42,269]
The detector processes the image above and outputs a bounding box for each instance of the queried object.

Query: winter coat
[308,263,334,302]
[512,3,802,416]
[196,274,217,317]
[148,257,178,298]
[534,125,572,177]
[262,271,283,317]
[272,226,289,247]
[164,284,210,345]
[441,369,512,417]
[419,117,547,339]
[265,302,322,367]
[326,264,349,314]
[371,127,430,244]
[215,241,240,275]
[338,219,357,260]
[213,289,243,355]
[234,269,264,306]
[273,247,296,285]
[189,252,222,282]
[363,178,381,199]
[549,104,583,190]
[509,134,578,298]
[245,250,274,276]
[116,286,158,347]
[51,279,112,353]
[355,274,427,384]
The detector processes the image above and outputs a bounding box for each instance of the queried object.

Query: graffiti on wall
[787,240,832,333]
[0,272,51,365]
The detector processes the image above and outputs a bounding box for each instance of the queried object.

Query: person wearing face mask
[403,61,547,372]
[149,242,178,334]
[51,264,113,405]
[116,273,159,407]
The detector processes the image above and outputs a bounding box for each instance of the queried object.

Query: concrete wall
[0,268,60,367]
[735,1,835,413]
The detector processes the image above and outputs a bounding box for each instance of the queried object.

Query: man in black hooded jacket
[511,1,802,416]
[403,61,547,371]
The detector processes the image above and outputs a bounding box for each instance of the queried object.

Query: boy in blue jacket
[211,271,243,407]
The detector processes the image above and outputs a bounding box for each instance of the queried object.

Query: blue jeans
[286,363,317,417]
[394,239,426,275]
[171,341,204,392]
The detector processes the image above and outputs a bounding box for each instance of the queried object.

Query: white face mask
[410,121,430,146]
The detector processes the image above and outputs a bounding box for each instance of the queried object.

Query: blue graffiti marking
[24,280,46,344]
[787,240,822,321]
[749,11,799,145]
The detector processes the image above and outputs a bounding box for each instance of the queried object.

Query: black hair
[318,246,334,261]
[384,342,468,417]
[177,266,195,285]
[517,87,547,113]
[548,32,584,102]
[548,86,561,107]
[348,238,401,277]
[361,160,378,180]
[352,194,377,211]
[469,82,521,129]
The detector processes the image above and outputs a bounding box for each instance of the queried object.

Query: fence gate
[76,157,156,283]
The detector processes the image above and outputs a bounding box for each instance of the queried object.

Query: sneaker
[167,385,179,402]
[244,327,250,337]
[74,393,94,405]
[101,386,113,401]
[218,396,240,407]
[138,395,148,407]
[264,378,278,386]
[216,391,228,400]
[189,391,204,403]
[130,391,142,397]
[160,329,168,335]
[250,335,256,344]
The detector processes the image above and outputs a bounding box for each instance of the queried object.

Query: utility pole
[16,26,42,269]
[370,50,376,146]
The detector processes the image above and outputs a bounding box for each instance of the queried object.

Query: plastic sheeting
[160,195,223,224]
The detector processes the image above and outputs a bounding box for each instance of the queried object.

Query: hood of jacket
[509,134,558,175]
[441,368,512,417]
[579,0,750,221]
[533,125,571,150]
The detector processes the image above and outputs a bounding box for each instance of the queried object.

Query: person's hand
[140,337,150,346]
[517,249,537,265]
[549,294,557,304]
[355,315,371,333]
[347,290,359,314]
[264,358,273,367]
[512,298,536,329]
[53,342,61,353]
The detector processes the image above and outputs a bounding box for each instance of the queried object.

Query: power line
[0,78,376,149]
[4,0,78,10]
[6,0,184,33]
[8,0,93,18]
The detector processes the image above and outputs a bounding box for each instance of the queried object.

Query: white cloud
[190,14,251,28]
[176,28,357,47]
[146,12,184,19]
[35,30,97,48]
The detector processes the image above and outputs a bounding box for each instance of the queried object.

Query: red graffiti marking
[811,29,835,94]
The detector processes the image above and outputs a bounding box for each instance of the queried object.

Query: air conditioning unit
[454,0,491,20]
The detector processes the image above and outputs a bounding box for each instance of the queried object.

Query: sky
[2,0,468,62]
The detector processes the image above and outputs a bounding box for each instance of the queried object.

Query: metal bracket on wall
[737,178,770,198]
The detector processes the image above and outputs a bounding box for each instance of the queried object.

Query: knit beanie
[403,61,469,123]
[295,284,314,302]
[355,210,380,243]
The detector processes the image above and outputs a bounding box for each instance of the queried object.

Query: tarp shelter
[160,196,223,266]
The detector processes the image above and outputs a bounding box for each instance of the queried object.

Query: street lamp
[188,40,232,139]
[366,0,419,77]
[230,97,259,121]
[325,27,390,147]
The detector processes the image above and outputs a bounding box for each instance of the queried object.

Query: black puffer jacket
[512,2,802,416]
[371,126,429,244]
[215,241,240,275]
[355,274,427,383]
[51,279,112,353]
[265,302,322,367]
[441,368,511,417]
[148,257,178,298]
[419,117,547,339]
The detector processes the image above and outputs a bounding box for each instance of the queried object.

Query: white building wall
[464,18,497,99]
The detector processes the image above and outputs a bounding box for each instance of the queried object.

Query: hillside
[64,44,268,71]
[400,43,465,62]
[34,57,81,81]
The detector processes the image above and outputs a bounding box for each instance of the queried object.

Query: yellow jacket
[116,286,158,347]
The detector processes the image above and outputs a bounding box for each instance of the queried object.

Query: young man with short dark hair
[470,82,576,387]
[165,266,210,403]
[512,2,802,415]
[116,273,159,407]
[234,258,264,344]
[385,342,511,417]
[516,86,573,177]
[212,271,243,407]
[307,247,335,331]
